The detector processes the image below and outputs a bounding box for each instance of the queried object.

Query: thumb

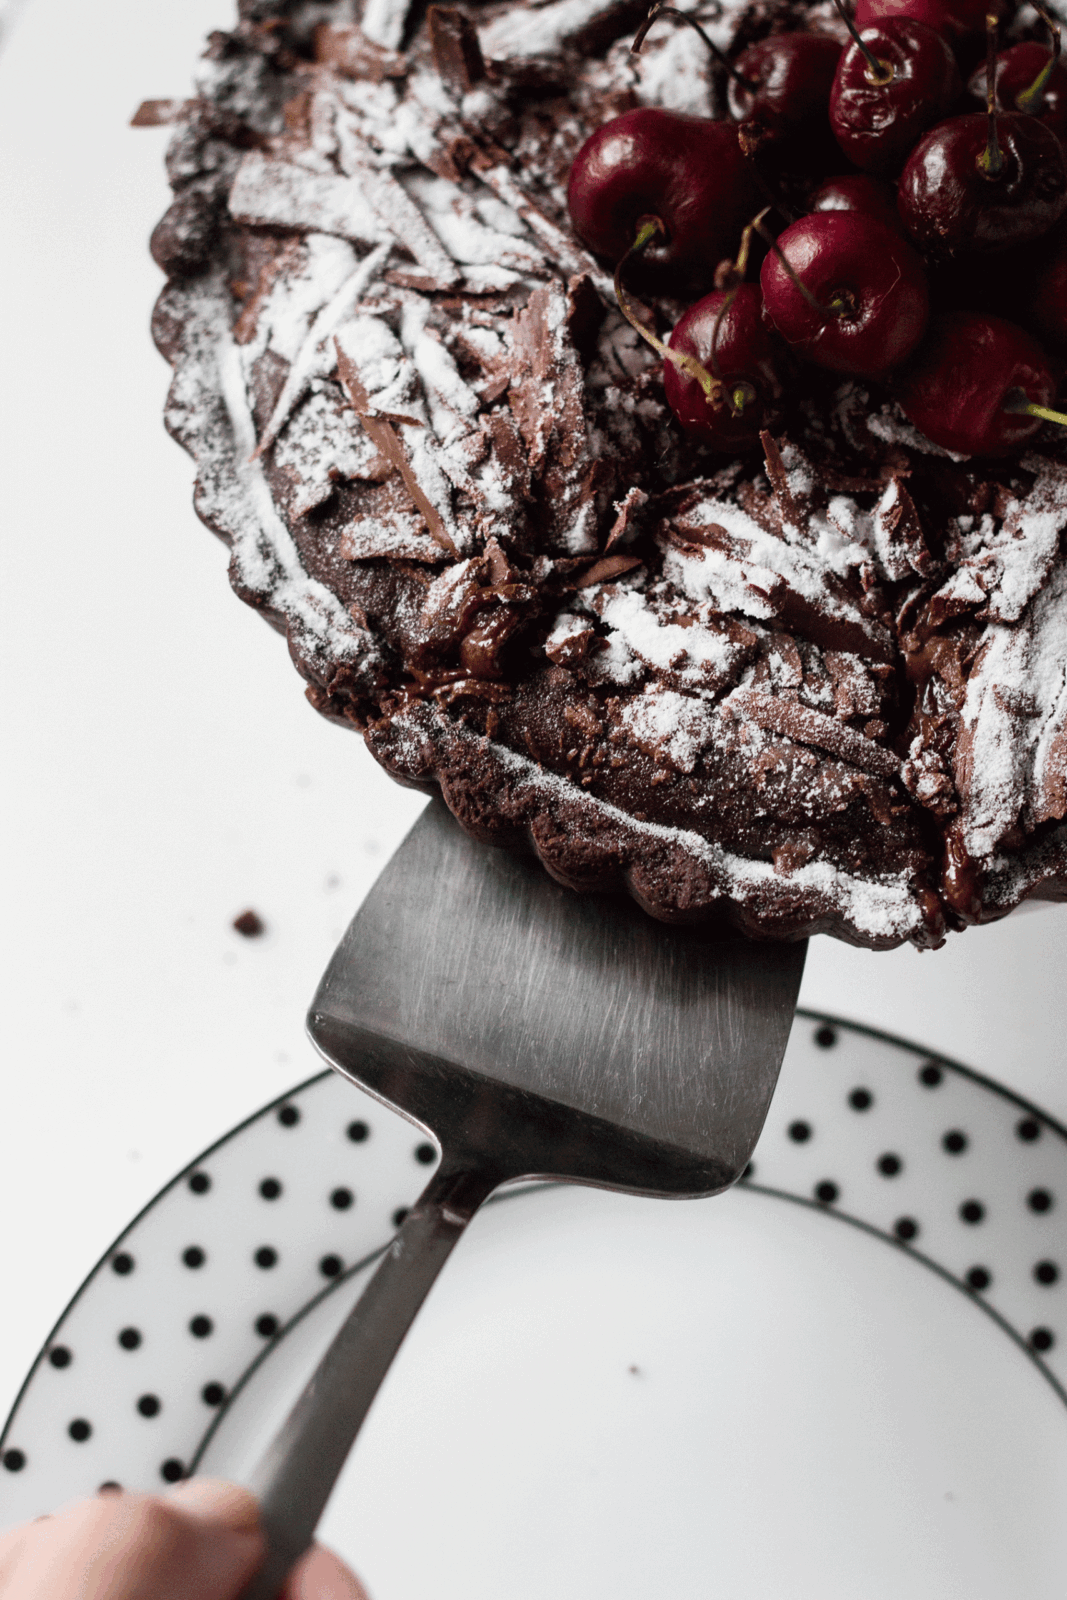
[283,1543,371,1600]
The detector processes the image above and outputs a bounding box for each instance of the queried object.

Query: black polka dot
[2,1449,26,1472]
[189,1316,213,1339]
[1035,1260,1060,1285]
[188,1172,211,1195]
[277,1105,300,1128]
[111,1253,134,1276]
[256,1314,279,1338]
[330,1187,354,1211]
[1030,1327,1056,1353]
[48,1346,72,1369]
[1017,1117,1042,1143]
[814,1025,837,1049]
[877,1153,902,1177]
[741,1162,755,1182]
[254,1246,278,1270]
[137,1395,161,1419]
[392,1207,409,1228]
[848,1088,873,1112]
[1028,1188,1054,1214]
[814,1181,839,1204]
[918,1062,943,1088]
[960,1199,985,1224]
[320,1254,343,1278]
[182,1246,205,1269]
[160,1460,184,1484]
[259,1177,282,1201]
[942,1130,968,1155]
[98,1482,122,1495]
[788,1120,812,1143]
[347,1121,370,1143]
[894,1216,919,1242]
[414,1143,436,1165]
[68,1419,91,1443]
[118,1328,142,1351]
[966,1266,991,1291]
[201,1383,226,1407]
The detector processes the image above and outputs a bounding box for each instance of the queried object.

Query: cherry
[809,173,904,232]
[728,34,842,139]
[664,285,786,450]
[897,310,1060,454]
[759,211,929,376]
[566,109,756,276]
[853,0,1000,44]
[898,111,1067,253]
[830,19,961,173]
[969,41,1067,137]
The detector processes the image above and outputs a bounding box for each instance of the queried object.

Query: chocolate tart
[144,0,1067,949]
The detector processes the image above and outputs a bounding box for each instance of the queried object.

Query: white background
[2,0,1067,1448]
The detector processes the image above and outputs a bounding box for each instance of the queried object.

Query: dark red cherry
[897,311,1057,454]
[853,0,997,44]
[664,286,786,450]
[809,174,904,232]
[898,113,1067,254]
[566,109,756,276]
[728,34,842,138]
[830,20,961,173]
[968,42,1067,138]
[760,211,929,376]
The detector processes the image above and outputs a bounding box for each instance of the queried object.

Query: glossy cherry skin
[898,113,1067,254]
[760,211,929,376]
[809,174,904,232]
[897,311,1057,454]
[968,42,1067,139]
[567,110,755,274]
[854,0,997,44]
[728,34,842,138]
[830,20,961,173]
[664,286,786,450]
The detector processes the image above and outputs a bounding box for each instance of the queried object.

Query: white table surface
[2,0,1067,1459]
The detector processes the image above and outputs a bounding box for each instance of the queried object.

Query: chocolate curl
[729,689,901,779]
[573,554,644,588]
[335,340,460,559]
[130,99,186,126]
[428,6,486,93]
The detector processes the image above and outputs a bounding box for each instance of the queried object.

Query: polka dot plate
[3,1011,1067,1599]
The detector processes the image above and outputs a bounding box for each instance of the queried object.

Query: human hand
[0,1478,368,1600]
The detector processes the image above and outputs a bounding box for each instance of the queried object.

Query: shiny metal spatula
[240,798,806,1599]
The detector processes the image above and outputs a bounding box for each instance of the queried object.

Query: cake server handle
[238,1161,498,1600]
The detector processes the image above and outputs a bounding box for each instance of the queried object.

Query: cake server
[240,797,806,1599]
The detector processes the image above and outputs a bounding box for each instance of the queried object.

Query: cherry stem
[832,0,894,86]
[978,11,1004,179]
[709,205,769,381]
[612,219,725,408]
[1004,389,1067,428]
[1015,3,1061,115]
[631,1,757,91]
[753,216,850,321]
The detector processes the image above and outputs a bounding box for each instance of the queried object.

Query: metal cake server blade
[240,798,807,1598]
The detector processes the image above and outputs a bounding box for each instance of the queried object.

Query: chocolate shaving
[604,487,647,551]
[730,690,901,779]
[313,23,408,80]
[429,6,486,93]
[336,340,459,558]
[131,99,186,127]
[574,555,644,589]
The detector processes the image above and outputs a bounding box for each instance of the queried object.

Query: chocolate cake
[143,0,1067,949]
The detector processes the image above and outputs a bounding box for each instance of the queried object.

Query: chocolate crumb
[233,910,266,938]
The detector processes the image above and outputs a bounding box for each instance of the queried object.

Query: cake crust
[148,0,1067,949]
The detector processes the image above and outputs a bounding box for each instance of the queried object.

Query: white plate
[3,1012,1067,1598]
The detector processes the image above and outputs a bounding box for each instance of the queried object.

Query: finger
[0,1485,263,1600]
[282,1543,371,1600]
[0,1524,32,1586]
